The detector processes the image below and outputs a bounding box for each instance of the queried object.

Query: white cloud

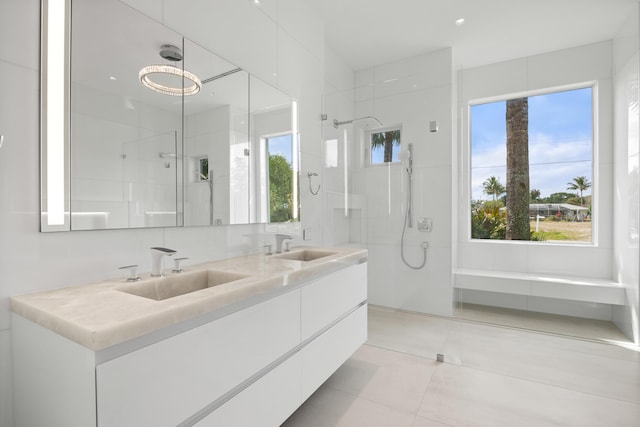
[471,132,592,200]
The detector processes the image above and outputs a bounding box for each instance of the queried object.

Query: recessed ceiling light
[109,76,117,81]
[456,18,465,26]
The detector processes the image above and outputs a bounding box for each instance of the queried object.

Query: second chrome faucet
[150,247,177,277]
[274,234,293,254]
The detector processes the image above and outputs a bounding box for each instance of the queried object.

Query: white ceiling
[302,0,639,71]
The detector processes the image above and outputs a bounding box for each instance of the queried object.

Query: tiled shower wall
[613,4,640,344]
[353,49,455,316]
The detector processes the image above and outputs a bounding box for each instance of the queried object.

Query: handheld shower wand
[398,146,413,227]
[399,144,427,270]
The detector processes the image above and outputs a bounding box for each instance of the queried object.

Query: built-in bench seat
[454,269,626,306]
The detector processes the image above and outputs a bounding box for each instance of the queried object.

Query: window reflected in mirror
[266,134,298,223]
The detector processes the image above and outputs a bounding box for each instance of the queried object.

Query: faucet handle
[284,241,291,252]
[263,244,273,255]
[118,265,141,282]
[172,257,188,273]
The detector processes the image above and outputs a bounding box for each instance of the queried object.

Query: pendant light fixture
[139,44,201,96]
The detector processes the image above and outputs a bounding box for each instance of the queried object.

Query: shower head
[333,116,383,129]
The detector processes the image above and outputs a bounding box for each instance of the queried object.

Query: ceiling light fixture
[139,44,201,96]
[455,18,465,26]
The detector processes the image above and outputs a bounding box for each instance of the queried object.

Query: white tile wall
[353,49,454,316]
[162,0,279,87]
[613,4,640,344]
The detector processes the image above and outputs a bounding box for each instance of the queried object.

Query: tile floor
[282,305,640,427]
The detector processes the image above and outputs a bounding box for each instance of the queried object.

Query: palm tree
[530,188,541,202]
[505,97,530,240]
[482,176,505,201]
[566,176,591,206]
[371,130,400,163]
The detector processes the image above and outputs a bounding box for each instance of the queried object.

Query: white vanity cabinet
[12,261,367,427]
[96,289,301,427]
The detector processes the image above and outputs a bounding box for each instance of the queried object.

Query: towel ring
[307,172,320,196]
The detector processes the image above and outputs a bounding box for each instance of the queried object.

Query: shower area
[320,48,461,362]
[322,43,638,362]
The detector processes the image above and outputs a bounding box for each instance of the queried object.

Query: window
[197,157,209,181]
[369,127,401,165]
[265,134,299,223]
[470,86,593,243]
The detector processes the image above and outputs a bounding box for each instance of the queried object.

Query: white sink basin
[117,269,250,301]
[272,249,337,262]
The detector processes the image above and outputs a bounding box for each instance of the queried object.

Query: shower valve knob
[418,217,432,232]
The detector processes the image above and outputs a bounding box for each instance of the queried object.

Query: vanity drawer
[194,353,302,427]
[301,262,367,340]
[300,303,367,401]
[96,290,301,427]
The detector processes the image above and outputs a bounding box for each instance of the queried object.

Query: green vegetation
[566,175,592,206]
[471,200,506,239]
[371,130,401,163]
[269,154,295,222]
[482,176,505,201]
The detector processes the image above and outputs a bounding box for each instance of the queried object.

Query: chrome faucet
[275,234,293,254]
[150,247,177,277]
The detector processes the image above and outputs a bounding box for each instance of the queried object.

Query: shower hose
[401,170,427,270]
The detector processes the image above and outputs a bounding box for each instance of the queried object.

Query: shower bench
[454,268,626,306]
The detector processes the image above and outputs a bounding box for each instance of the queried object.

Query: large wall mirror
[40,0,300,231]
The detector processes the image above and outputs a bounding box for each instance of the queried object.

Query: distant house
[529,203,590,221]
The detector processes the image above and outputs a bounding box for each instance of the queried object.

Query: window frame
[466,81,598,246]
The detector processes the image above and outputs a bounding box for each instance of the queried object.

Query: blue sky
[267,134,293,163]
[371,133,400,164]
[471,87,593,201]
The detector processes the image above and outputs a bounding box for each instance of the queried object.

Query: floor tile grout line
[369,305,639,351]
[364,339,640,407]
[321,379,424,421]
[320,343,447,421]
[449,361,640,407]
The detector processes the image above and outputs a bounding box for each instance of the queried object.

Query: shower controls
[418,217,432,232]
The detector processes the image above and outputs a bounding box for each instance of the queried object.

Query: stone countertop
[11,246,368,351]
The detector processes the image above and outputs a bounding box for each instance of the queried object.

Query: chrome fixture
[263,244,273,255]
[194,168,214,225]
[275,234,293,254]
[398,144,427,270]
[201,67,242,84]
[333,115,383,129]
[172,257,188,273]
[150,247,177,277]
[118,264,141,282]
[307,171,320,196]
[139,44,201,96]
